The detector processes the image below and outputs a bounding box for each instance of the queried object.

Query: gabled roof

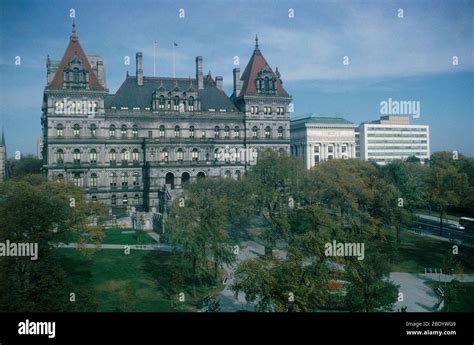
[108,77,237,112]
[239,39,289,97]
[48,22,104,91]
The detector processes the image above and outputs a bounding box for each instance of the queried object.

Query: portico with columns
[290,115,357,169]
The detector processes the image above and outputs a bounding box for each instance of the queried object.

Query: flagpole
[153,41,156,77]
[172,43,176,78]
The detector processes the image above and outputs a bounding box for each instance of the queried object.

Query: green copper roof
[291,114,354,125]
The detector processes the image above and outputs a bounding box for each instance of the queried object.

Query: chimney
[215,76,223,91]
[136,52,143,86]
[233,68,241,97]
[196,56,203,89]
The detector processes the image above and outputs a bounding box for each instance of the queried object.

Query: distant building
[290,114,357,169]
[357,115,430,165]
[0,130,5,181]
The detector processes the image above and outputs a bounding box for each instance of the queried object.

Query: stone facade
[42,27,292,211]
[290,115,357,169]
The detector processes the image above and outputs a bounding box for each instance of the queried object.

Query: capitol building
[41,23,292,212]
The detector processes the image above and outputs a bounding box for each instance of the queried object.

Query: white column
[306,144,311,169]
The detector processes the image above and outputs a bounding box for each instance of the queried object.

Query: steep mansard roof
[239,45,289,98]
[48,23,105,91]
[108,76,238,112]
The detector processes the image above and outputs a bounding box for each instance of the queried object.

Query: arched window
[121,125,127,137]
[176,148,184,161]
[158,95,165,109]
[224,126,230,139]
[174,125,180,138]
[132,125,138,137]
[109,149,116,163]
[133,173,140,186]
[121,172,128,186]
[265,126,271,139]
[252,126,258,139]
[214,126,220,138]
[56,149,64,164]
[73,173,81,187]
[173,96,180,110]
[214,148,219,161]
[192,148,199,161]
[110,172,117,187]
[122,194,128,205]
[234,126,240,138]
[90,124,97,137]
[109,125,116,137]
[236,170,241,180]
[278,127,284,139]
[111,194,117,205]
[57,174,64,182]
[56,124,64,137]
[73,149,81,164]
[161,149,169,162]
[132,149,139,162]
[188,96,195,111]
[134,193,139,204]
[90,173,98,187]
[189,126,195,138]
[224,170,231,179]
[89,149,97,164]
[121,149,128,162]
[73,124,81,137]
[159,125,165,138]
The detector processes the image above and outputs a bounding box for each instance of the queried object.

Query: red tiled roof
[239,47,289,97]
[49,28,104,91]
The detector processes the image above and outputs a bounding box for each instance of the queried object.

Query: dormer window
[188,97,195,111]
[256,67,277,95]
[173,96,180,111]
[158,95,165,109]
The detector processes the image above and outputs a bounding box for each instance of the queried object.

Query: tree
[425,165,469,235]
[8,155,43,177]
[246,150,305,251]
[345,248,398,312]
[164,179,235,297]
[0,175,105,311]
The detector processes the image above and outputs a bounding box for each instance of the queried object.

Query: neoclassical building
[41,24,292,211]
[290,114,357,169]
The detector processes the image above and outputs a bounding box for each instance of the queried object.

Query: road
[410,215,474,244]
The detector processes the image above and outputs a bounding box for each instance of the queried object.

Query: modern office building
[41,24,292,211]
[357,115,430,165]
[290,114,357,169]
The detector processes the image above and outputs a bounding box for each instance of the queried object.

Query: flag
[174,42,178,47]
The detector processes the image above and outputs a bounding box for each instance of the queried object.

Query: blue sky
[0,0,472,156]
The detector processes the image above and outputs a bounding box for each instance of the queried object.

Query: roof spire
[255,34,259,49]
[70,19,78,41]
[1,128,5,146]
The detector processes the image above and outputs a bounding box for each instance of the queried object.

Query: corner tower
[233,35,292,155]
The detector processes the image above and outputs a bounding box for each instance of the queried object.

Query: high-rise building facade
[41,25,292,211]
[357,115,430,165]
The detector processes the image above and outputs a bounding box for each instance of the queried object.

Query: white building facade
[358,115,430,165]
[290,115,357,169]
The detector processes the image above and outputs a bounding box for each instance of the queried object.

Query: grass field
[383,228,474,274]
[65,227,156,245]
[55,248,223,312]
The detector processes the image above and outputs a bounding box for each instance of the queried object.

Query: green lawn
[426,281,474,312]
[64,227,156,245]
[55,248,223,312]
[382,228,474,273]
